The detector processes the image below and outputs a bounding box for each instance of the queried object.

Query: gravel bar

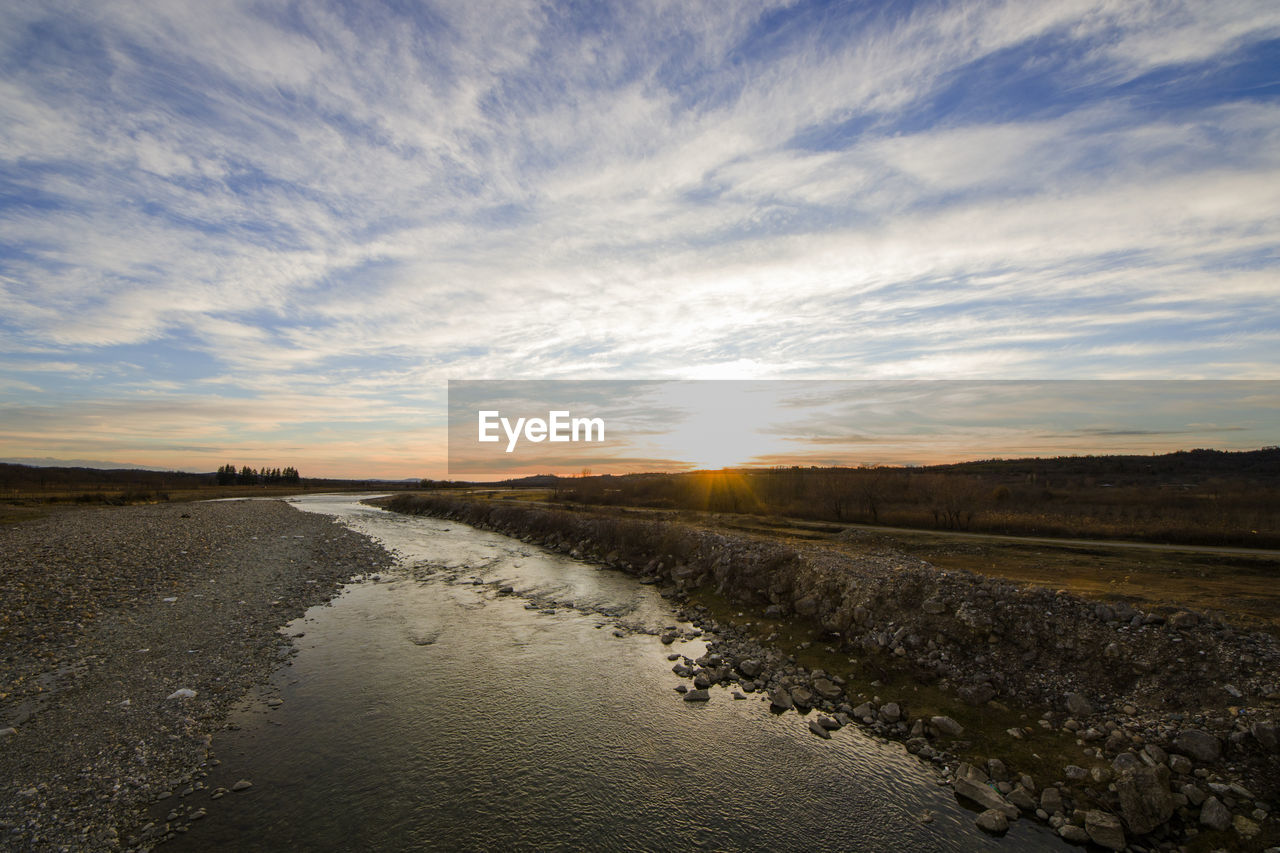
[0,498,393,851]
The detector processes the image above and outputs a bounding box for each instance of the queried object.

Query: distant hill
[0,456,186,472]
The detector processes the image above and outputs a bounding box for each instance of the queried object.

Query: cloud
[1,0,1278,474]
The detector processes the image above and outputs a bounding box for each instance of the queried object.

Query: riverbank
[0,499,393,851]
[382,493,1279,852]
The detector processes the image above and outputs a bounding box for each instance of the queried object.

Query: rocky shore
[385,494,1280,852]
[0,499,393,851]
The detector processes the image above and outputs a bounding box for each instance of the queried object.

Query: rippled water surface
[173,494,1059,852]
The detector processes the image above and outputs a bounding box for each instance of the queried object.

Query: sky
[1,0,1278,478]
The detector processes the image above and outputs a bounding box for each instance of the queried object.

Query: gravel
[0,498,393,851]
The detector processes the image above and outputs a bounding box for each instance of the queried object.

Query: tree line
[215,464,301,485]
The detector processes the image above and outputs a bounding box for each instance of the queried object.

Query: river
[172,493,1060,851]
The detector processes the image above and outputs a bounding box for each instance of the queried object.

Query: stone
[975,809,1008,835]
[1058,824,1090,844]
[812,677,842,701]
[166,688,197,700]
[1115,764,1173,835]
[231,779,253,792]
[1173,729,1221,763]
[1040,786,1064,815]
[1063,765,1088,782]
[954,777,1018,820]
[683,689,710,702]
[794,595,819,617]
[789,686,814,709]
[266,698,283,707]
[1064,692,1093,717]
[1168,754,1192,775]
[808,720,832,739]
[737,659,762,678]
[693,673,711,690]
[880,702,901,723]
[0,727,15,738]
[959,684,996,706]
[852,702,873,719]
[1251,722,1278,751]
[1182,784,1206,806]
[1085,810,1126,851]
[921,598,947,615]
[1007,786,1037,812]
[769,689,794,711]
[1199,795,1231,831]
[1168,611,1198,629]
[1233,814,1261,839]
[817,715,841,730]
[930,715,964,737]
[764,605,783,619]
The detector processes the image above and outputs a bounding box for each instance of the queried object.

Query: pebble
[231,779,253,792]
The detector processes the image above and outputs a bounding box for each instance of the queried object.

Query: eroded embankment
[385,494,1279,851]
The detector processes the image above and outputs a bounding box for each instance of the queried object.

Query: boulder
[683,689,710,702]
[1058,824,1089,844]
[1084,810,1126,851]
[959,684,996,706]
[1173,729,1221,763]
[1250,722,1278,751]
[1198,795,1231,831]
[975,809,1008,835]
[794,595,819,617]
[789,686,815,709]
[879,702,901,723]
[930,715,964,737]
[769,688,794,711]
[954,777,1018,820]
[808,719,832,739]
[1007,786,1037,812]
[1064,692,1093,717]
[1115,764,1173,835]
[812,677,842,701]
[1040,786,1064,815]
[737,659,762,679]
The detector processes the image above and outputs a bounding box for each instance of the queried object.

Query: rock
[1168,753,1192,775]
[764,605,783,619]
[1063,765,1088,782]
[231,779,253,792]
[1233,814,1261,839]
[1173,729,1221,763]
[166,688,197,700]
[921,598,947,614]
[769,689,794,711]
[1168,610,1199,629]
[731,691,746,700]
[1085,810,1126,851]
[812,677,842,701]
[789,686,814,709]
[793,595,819,617]
[1115,764,1173,835]
[959,684,996,706]
[0,727,16,738]
[1040,787,1064,815]
[1007,786,1037,812]
[880,702,901,723]
[1064,692,1093,717]
[266,698,283,707]
[1199,795,1231,831]
[930,715,964,737]
[808,720,832,739]
[693,673,711,690]
[737,659,762,678]
[954,777,1018,820]
[817,715,841,730]
[852,702,873,720]
[1182,783,1206,806]
[1251,722,1278,751]
[683,689,710,702]
[1058,824,1090,844]
[975,809,1008,835]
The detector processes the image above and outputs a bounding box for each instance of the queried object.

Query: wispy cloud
[1,0,1278,475]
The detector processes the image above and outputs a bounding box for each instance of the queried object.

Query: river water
[174,494,1059,852]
